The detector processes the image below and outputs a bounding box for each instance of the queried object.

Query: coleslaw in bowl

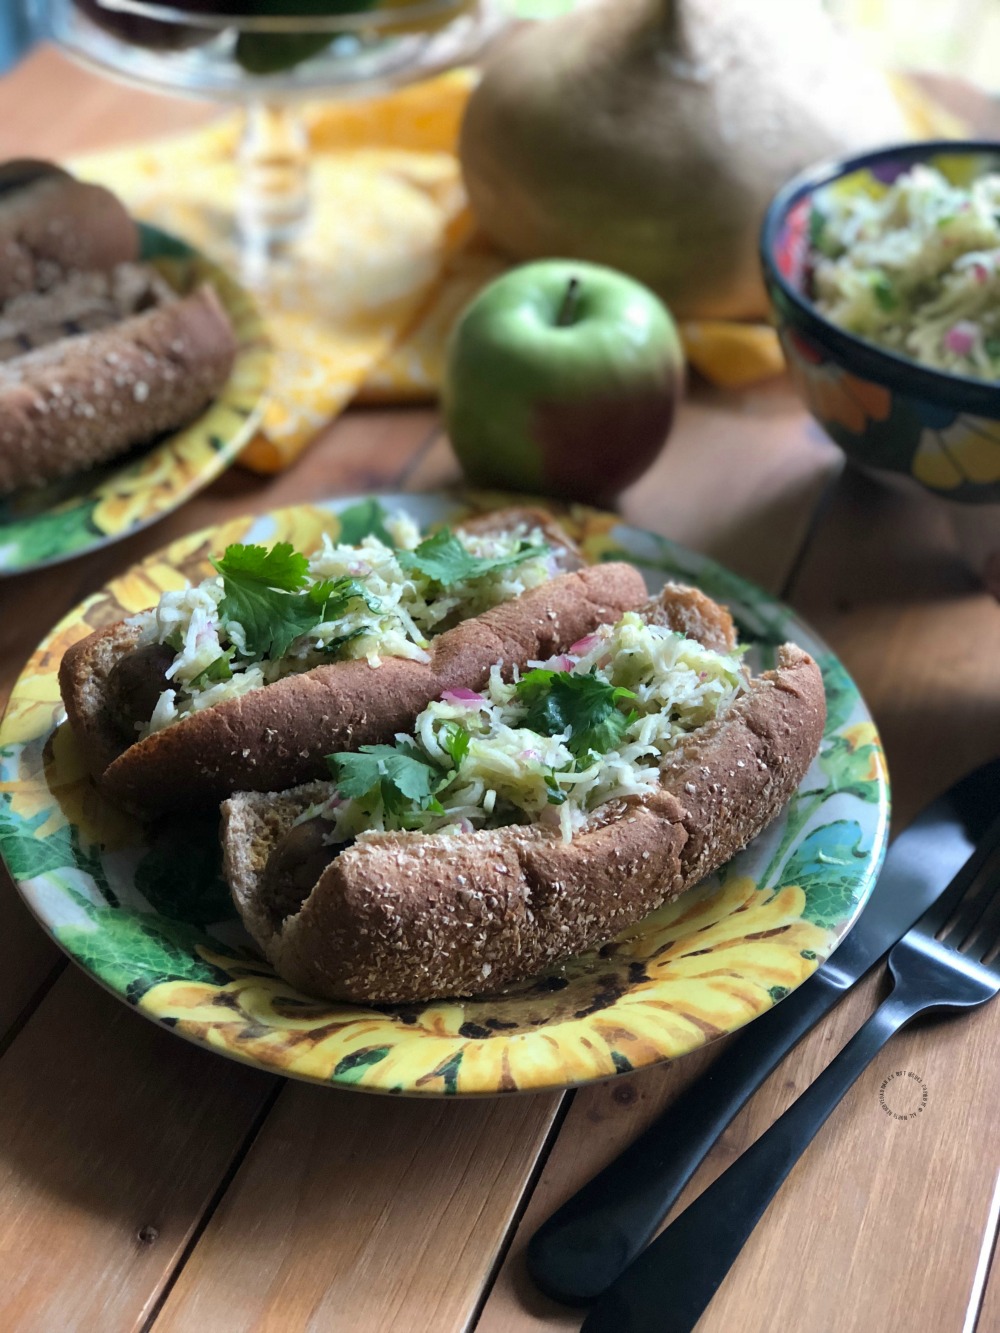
[761,140,1000,587]
[810,163,1000,381]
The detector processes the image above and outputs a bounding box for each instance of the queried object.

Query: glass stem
[236,101,311,281]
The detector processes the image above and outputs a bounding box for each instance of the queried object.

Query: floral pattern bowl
[760,141,1000,582]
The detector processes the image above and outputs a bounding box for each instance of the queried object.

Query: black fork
[582,826,1000,1333]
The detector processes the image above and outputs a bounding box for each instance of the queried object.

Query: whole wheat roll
[0,166,139,304]
[58,506,591,791]
[0,263,175,362]
[0,283,237,495]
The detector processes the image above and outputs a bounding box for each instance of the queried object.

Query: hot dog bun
[220,585,826,1004]
[60,509,647,815]
[0,161,138,304]
[0,283,237,495]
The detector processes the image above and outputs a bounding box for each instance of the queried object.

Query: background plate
[0,493,890,1095]
[0,223,271,576]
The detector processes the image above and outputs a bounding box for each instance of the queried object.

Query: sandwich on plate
[221,581,826,1003]
[60,507,647,814]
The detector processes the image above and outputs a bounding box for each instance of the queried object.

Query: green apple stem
[556,276,581,328]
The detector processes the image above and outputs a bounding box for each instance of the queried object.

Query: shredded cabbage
[316,613,747,846]
[129,516,555,736]
[811,164,1000,379]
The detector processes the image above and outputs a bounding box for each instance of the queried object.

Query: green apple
[443,260,684,506]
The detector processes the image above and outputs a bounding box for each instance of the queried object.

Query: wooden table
[2,46,1000,1333]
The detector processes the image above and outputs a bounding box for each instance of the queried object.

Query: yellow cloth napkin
[71,68,964,474]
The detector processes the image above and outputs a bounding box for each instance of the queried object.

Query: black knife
[527,758,1000,1307]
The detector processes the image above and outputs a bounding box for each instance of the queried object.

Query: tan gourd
[459,0,911,319]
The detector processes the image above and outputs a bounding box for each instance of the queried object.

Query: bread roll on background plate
[0,159,139,303]
[0,284,237,495]
[0,159,239,498]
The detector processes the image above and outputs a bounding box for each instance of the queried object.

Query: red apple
[443,260,685,507]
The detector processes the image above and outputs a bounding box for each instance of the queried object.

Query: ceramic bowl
[760,140,1000,582]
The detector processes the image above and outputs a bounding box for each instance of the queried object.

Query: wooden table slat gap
[468,1090,578,1333]
[393,423,446,489]
[969,1169,1000,1333]
[138,1080,287,1333]
[148,1085,564,1333]
[777,460,844,603]
[0,958,65,1060]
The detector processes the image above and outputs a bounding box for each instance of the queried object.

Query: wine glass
[33,0,505,283]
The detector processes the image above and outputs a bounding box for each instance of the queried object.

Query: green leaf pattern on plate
[0,501,102,569]
[816,652,859,737]
[58,897,229,1003]
[781,820,874,928]
[133,827,235,927]
[0,800,115,903]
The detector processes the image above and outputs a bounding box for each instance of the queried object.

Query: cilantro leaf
[869,271,897,312]
[216,578,326,661]
[516,669,636,760]
[309,576,381,619]
[328,742,442,814]
[396,528,548,588]
[317,628,366,657]
[336,498,396,547]
[809,206,839,259]
[439,721,470,768]
[213,546,378,662]
[215,542,308,592]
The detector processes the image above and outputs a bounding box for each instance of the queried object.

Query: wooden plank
[0,46,214,159]
[791,467,999,827]
[0,967,276,1333]
[400,427,460,494]
[619,383,842,597]
[151,1085,562,1333]
[477,463,1000,1333]
[974,1205,1000,1333]
[475,1045,735,1333]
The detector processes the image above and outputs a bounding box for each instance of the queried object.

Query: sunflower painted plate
[0,493,890,1095]
[0,224,270,576]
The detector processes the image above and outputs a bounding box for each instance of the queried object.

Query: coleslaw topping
[810,164,1000,379]
[316,612,747,845]
[130,509,554,737]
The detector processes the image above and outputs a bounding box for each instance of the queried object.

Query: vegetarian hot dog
[60,506,648,815]
[221,582,826,1003]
